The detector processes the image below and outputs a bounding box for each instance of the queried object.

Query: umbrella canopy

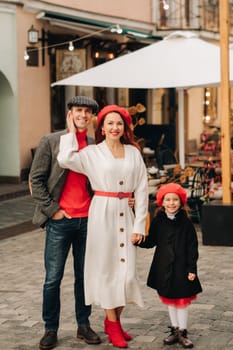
[52,31,233,169]
[52,31,229,89]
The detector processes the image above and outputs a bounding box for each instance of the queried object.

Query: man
[30,96,101,350]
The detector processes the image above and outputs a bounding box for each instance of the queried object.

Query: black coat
[139,210,202,298]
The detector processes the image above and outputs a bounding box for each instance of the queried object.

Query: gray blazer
[29,130,94,227]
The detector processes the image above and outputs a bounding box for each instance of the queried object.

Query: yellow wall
[17,8,51,172]
[40,0,153,22]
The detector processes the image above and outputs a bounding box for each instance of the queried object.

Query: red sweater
[59,130,91,217]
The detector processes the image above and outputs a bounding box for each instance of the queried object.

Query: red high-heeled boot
[105,319,128,348]
[104,317,108,334]
[104,317,132,342]
[117,321,133,341]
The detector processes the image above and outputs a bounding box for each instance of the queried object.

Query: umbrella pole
[219,0,231,204]
[178,89,185,169]
[201,0,233,246]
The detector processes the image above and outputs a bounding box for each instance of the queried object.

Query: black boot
[77,325,101,344]
[163,326,179,345]
[178,329,194,348]
[39,330,58,350]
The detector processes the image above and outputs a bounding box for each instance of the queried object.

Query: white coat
[58,133,148,308]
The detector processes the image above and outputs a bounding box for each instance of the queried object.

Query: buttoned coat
[30,130,94,227]
[58,133,148,309]
[139,210,202,298]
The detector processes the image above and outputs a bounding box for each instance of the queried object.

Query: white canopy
[52,31,233,167]
[52,31,229,89]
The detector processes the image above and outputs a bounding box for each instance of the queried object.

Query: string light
[93,51,100,58]
[68,41,74,51]
[23,26,112,61]
[110,24,123,34]
[24,50,29,60]
[162,0,169,10]
[106,52,115,60]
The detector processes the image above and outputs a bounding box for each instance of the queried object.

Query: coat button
[120,258,125,262]
[120,212,124,216]
[119,228,124,232]
[119,180,124,185]
[120,243,124,247]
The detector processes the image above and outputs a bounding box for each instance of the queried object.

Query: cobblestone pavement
[0,223,233,350]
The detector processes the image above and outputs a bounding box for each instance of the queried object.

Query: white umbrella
[52,31,225,89]
[52,31,231,167]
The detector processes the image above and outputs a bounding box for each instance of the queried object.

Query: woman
[58,105,148,348]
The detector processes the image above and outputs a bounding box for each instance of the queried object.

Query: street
[0,211,233,349]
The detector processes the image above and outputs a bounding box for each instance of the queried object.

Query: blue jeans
[43,217,91,331]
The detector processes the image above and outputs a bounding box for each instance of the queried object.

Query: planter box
[201,200,233,246]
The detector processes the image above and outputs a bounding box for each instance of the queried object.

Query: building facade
[0,0,232,182]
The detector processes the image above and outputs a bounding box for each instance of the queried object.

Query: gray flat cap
[67,96,99,114]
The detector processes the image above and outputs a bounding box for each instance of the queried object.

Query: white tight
[167,305,189,330]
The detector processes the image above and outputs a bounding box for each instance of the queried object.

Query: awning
[37,11,162,42]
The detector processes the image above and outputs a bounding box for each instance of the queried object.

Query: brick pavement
[1,226,233,350]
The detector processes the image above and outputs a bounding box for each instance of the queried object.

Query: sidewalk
[0,184,233,349]
[0,183,36,240]
[0,182,30,201]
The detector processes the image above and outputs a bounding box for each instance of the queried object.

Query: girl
[58,105,148,348]
[136,183,202,348]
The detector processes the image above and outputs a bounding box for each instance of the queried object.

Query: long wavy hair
[95,112,140,151]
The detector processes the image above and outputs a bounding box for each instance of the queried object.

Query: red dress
[159,295,197,307]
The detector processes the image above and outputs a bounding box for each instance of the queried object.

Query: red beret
[156,183,187,206]
[97,105,132,127]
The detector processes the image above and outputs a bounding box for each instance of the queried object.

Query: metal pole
[178,89,185,169]
[219,0,231,204]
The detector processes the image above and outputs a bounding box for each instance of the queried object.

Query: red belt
[94,191,132,199]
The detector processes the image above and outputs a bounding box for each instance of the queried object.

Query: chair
[187,167,206,223]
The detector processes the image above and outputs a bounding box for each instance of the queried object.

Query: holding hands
[188,273,196,281]
[131,233,144,245]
